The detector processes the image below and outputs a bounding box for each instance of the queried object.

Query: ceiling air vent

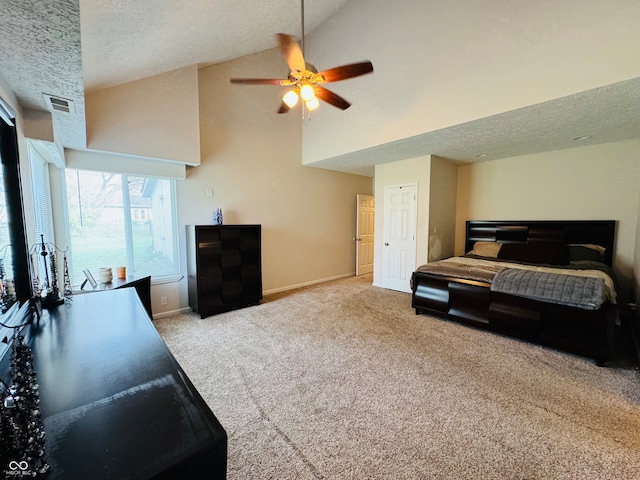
[42,94,75,114]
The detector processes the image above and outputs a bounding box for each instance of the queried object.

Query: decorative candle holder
[29,235,67,308]
[98,268,113,284]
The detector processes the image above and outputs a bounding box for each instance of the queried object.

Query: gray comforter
[490,268,606,310]
[413,256,616,309]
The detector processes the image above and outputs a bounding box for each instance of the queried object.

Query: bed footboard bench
[411,271,615,365]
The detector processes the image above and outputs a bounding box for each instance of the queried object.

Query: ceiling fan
[229,1,374,114]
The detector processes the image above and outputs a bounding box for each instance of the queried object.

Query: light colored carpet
[154,274,640,479]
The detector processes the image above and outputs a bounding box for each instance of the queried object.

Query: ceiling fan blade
[277,102,291,114]
[276,33,306,73]
[315,86,351,110]
[317,61,374,83]
[230,78,290,85]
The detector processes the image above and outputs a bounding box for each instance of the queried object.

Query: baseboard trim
[153,306,193,320]
[264,272,356,296]
[163,274,360,316]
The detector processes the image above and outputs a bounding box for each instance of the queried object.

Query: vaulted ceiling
[0,0,638,176]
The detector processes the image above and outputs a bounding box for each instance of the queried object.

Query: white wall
[456,139,640,301]
[302,0,640,165]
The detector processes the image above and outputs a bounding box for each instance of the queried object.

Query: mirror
[0,117,33,311]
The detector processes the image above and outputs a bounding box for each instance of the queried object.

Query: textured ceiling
[308,77,640,176]
[0,0,638,175]
[79,0,352,92]
[0,0,85,149]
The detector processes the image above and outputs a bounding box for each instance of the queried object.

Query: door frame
[355,194,375,275]
[379,183,418,293]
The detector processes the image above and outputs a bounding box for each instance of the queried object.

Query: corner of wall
[85,65,200,165]
[428,156,458,261]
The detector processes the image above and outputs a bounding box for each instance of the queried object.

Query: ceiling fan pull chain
[303,101,311,122]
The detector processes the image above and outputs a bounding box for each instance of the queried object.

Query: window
[64,169,178,286]
[29,145,55,245]
[29,145,60,298]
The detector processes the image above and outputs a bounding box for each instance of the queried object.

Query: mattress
[413,256,616,307]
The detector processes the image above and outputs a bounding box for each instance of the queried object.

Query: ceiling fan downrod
[228,0,374,114]
[301,0,305,56]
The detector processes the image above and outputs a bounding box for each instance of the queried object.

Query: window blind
[29,144,55,244]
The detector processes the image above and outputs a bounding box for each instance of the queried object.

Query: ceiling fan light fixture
[305,97,320,111]
[299,83,315,101]
[282,89,299,108]
[229,1,373,114]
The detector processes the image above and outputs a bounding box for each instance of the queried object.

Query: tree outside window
[65,169,178,285]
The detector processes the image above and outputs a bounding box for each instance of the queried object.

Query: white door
[355,194,375,275]
[382,184,417,293]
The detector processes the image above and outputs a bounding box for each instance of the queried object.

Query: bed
[411,220,618,365]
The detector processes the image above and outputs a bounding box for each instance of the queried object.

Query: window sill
[150,274,184,286]
[72,274,183,294]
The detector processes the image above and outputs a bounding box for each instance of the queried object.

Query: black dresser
[80,274,153,318]
[186,225,262,318]
[21,288,227,479]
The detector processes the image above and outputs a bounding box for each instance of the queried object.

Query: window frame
[61,168,181,287]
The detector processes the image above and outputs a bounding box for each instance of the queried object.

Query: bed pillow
[468,241,502,258]
[497,242,569,265]
[569,245,605,262]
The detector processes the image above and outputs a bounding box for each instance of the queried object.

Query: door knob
[385,242,389,246]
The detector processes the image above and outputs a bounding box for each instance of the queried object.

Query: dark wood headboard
[465,220,616,267]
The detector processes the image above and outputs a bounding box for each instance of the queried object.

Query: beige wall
[373,156,431,287]
[173,48,372,309]
[302,0,640,165]
[428,156,458,262]
[9,47,371,316]
[372,155,457,288]
[6,0,640,315]
[456,139,640,301]
[85,65,200,165]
